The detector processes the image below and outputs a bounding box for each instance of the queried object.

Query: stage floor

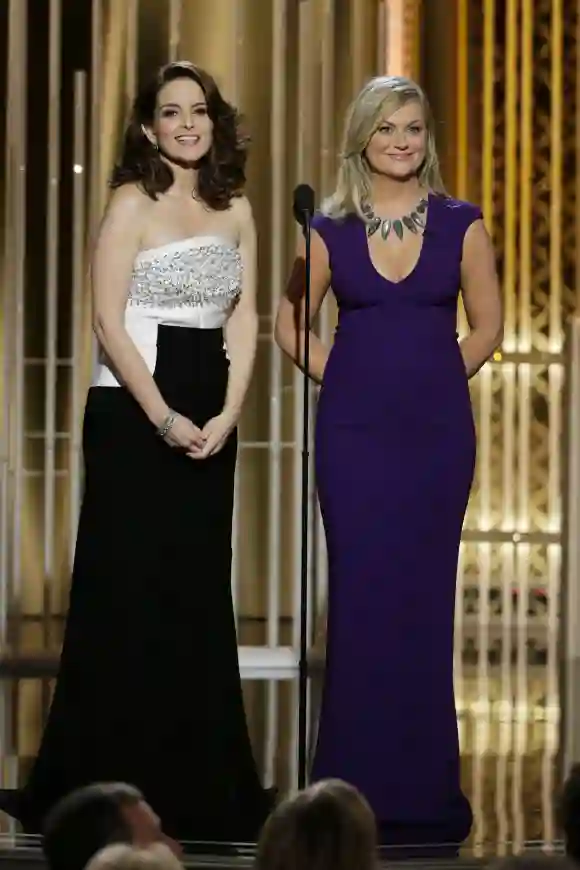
[0,837,566,870]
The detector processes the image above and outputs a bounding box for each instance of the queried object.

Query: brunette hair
[42,782,143,870]
[110,61,248,210]
[256,779,378,870]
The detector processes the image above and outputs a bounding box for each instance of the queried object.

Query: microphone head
[293,183,315,218]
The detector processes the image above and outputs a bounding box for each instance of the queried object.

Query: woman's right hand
[163,414,206,454]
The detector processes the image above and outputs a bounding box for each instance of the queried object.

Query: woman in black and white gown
[0,61,272,846]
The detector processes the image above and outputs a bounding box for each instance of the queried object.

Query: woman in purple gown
[275,76,503,853]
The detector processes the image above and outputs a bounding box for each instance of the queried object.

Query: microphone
[292,182,316,791]
[293,183,315,232]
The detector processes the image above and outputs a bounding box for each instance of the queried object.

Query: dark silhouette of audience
[42,783,180,870]
[256,779,377,870]
[561,764,580,864]
[86,843,183,870]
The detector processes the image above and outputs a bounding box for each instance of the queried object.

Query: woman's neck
[166,159,199,197]
[370,174,424,210]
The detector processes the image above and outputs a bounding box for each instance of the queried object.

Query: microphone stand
[297,208,312,790]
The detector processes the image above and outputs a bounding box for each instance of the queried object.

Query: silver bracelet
[157,411,177,438]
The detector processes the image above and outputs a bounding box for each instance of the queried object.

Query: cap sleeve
[462,201,484,228]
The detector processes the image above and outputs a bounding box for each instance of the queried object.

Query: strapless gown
[0,236,272,846]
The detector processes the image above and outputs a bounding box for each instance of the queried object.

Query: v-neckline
[362,194,433,286]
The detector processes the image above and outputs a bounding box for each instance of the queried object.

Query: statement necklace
[362,197,428,241]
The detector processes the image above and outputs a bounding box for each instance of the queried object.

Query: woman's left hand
[188,410,238,459]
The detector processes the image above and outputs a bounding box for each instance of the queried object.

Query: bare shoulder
[94,184,153,263]
[102,183,152,230]
[463,216,493,255]
[230,194,254,227]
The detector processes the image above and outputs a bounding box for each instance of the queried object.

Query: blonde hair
[86,843,183,870]
[256,779,378,870]
[322,75,446,220]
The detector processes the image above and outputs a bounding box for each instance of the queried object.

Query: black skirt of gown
[0,326,272,844]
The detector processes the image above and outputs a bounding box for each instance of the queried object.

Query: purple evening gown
[311,195,480,854]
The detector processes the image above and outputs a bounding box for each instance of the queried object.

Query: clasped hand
[163,411,237,459]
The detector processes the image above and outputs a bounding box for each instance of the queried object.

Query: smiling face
[364,100,427,182]
[144,76,213,163]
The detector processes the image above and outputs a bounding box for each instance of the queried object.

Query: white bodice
[92,235,242,387]
[129,235,242,315]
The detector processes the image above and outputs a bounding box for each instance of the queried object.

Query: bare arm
[459,219,504,378]
[92,185,204,450]
[274,229,331,384]
[222,196,259,420]
[195,197,259,458]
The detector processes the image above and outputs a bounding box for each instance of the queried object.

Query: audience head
[561,764,580,862]
[256,779,377,870]
[42,782,177,870]
[86,843,183,870]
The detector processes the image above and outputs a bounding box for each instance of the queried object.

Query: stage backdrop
[0,0,578,854]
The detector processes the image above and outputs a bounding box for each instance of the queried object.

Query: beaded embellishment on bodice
[128,236,242,310]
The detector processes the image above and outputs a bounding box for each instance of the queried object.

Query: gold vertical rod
[519,0,533,352]
[292,0,315,652]
[549,0,562,353]
[473,367,493,855]
[168,0,183,62]
[376,0,387,74]
[44,0,61,616]
[577,0,580,312]
[1,4,14,639]
[90,0,103,244]
[315,0,335,625]
[268,0,286,655]
[496,540,515,853]
[0,0,18,773]
[290,0,316,790]
[6,0,27,779]
[563,320,580,772]
[476,540,492,855]
[545,0,564,840]
[1,0,28,650]
[86,0,103,394]
[70,72,87,562]
[385,0,405,76]
[265,0,287,789]
[481,0,495,232]
[229,0,243,107]
[351,0,365,95]
[319,0,335,306]
[504,0,517,351]
[513,535,529,849]
[514,22,533,839]
[501,370,517,530]
[455,0,468,198]
[305,0,317,647]
[513,0,530,825]
[229,1,244,622]
[497,373,516,847]
[455,0,468,334]
[544,370,562,846]
[125,0,138,123]
[407,0,421,80]
[9,0,28,614]
[474,0,498,810]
